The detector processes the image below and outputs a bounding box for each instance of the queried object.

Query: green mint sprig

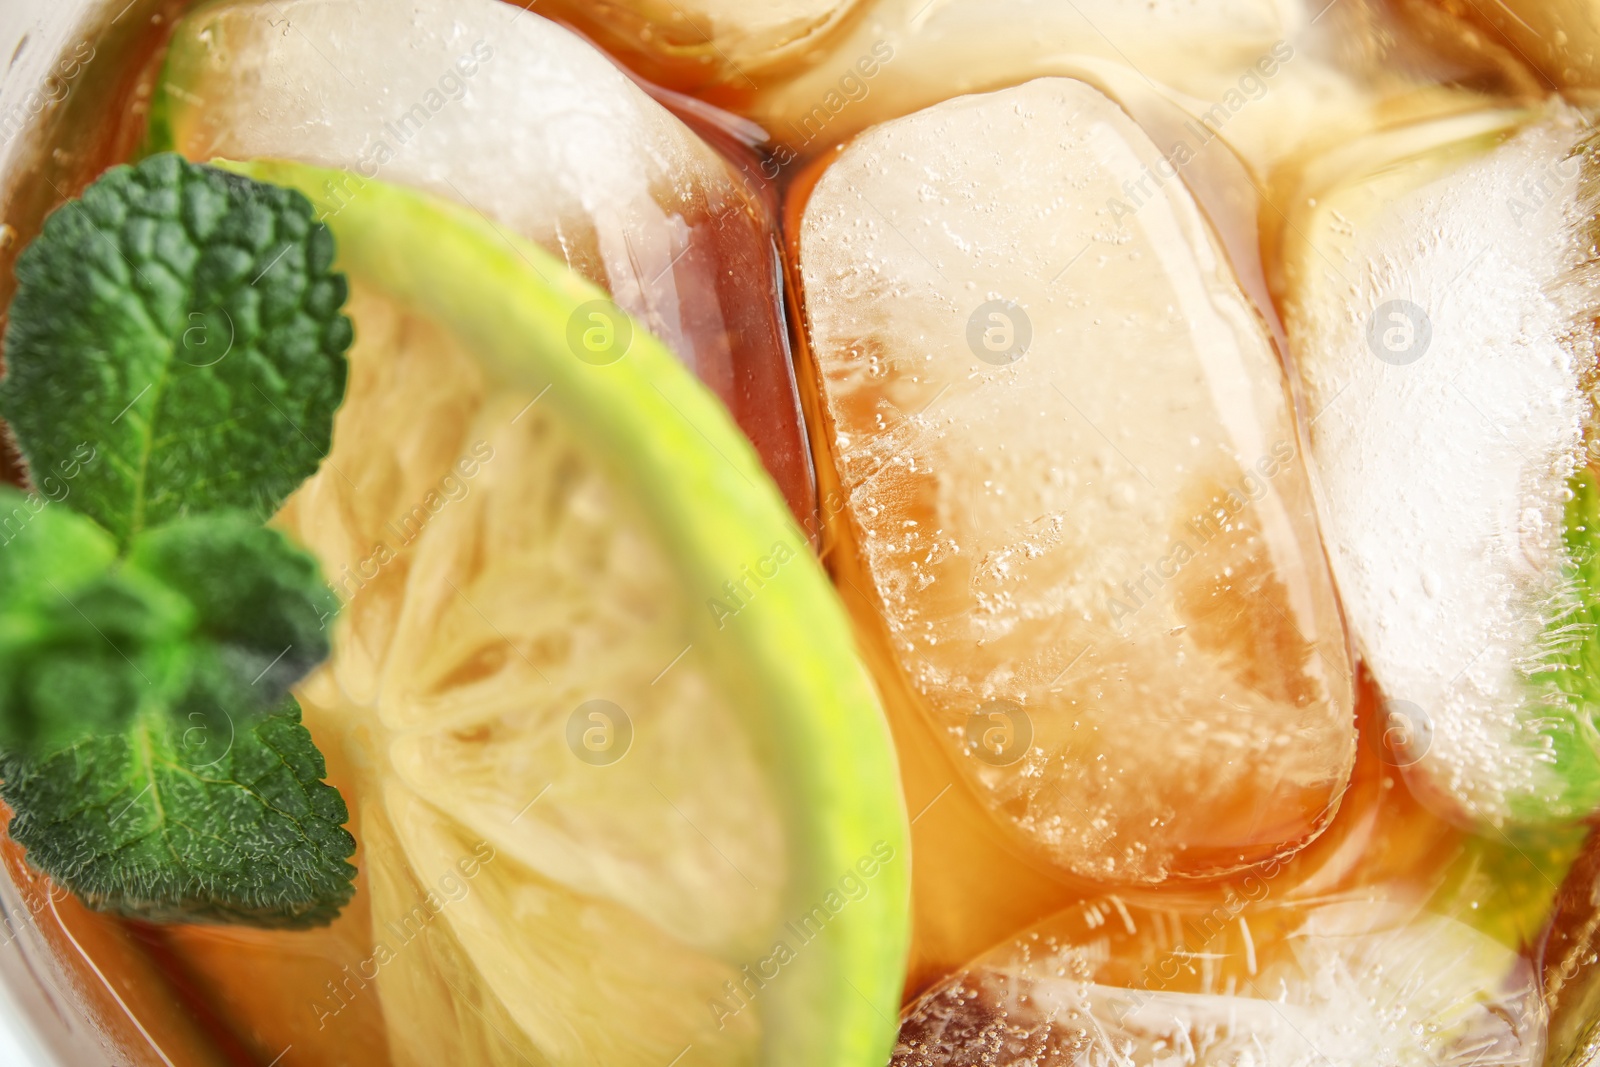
[0,154,356,927]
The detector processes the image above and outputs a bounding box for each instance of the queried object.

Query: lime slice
[223,159,907,1065]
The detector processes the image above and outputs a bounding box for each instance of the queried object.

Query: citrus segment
[379,391,788,955]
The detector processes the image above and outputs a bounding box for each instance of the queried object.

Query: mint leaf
[0,158,355,928]
[0,488,336,759]
[0,698,356,927]
[126,510,336,696]
[0,484,118,590]
[0,491,188,755]
[0,153,351,546]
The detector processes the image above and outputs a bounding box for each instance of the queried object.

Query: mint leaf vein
[1,699,356,927]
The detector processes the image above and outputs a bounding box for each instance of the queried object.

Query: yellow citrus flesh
[163,161,909,1066]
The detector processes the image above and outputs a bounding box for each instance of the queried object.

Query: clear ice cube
[155,0,817,523]
[797,77,1355,883]
[736,0,1441,180]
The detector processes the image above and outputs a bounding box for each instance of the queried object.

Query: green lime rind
[1426,821,1585,950]
[1510,467,1600,823]
[222,159,910,1067]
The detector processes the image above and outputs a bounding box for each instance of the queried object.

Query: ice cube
[525,0,1462,180]
[154,0,817,525]
[894,895,1543,1066]
[796,78,1355,883]
[1280,100,1600,826]
[1415,0,1600,89]
[753,0,1287,136]
[730,0,1482,180]
[1231,671,1582,949]
[536,0,862,90]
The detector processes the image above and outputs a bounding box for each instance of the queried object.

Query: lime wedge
[223,158,907,1066]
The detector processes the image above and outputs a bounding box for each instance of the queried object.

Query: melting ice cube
[1280,100,1600,827]
[736,0,1452,181]
[894,894,1542,1066]
[536,0,862,90]
[796,77,1356,883]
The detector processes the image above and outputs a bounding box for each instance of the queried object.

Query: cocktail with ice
[0,0,1598,1065]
